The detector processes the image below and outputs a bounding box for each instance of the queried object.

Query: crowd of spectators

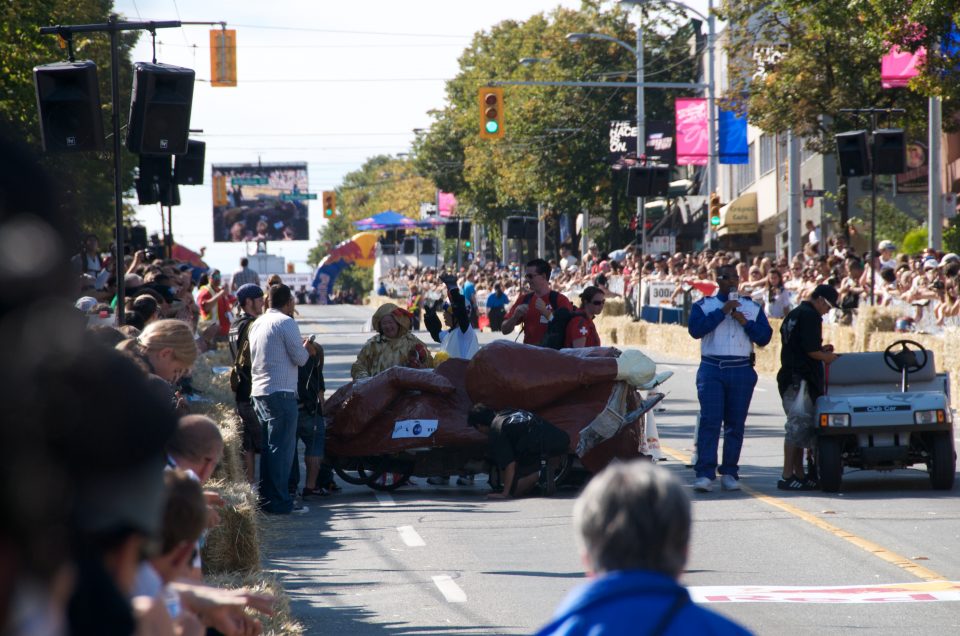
[2,134,283,634]
[377,233,960,336]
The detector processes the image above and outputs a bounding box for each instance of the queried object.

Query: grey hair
[573,461,691,577]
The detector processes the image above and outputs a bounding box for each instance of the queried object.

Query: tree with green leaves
[718,0,959,148]
[307,154,436,295]
[413,1,702,253]
[1,1,142,245]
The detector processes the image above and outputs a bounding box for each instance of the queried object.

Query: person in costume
[351,303,433,380]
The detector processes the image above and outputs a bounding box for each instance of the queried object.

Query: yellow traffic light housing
[322,191,336,217]
[478,87,504,139]
[209,29,237,87]
[709,192,722,227]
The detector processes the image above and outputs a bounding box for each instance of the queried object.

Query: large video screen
[211,163,310,242]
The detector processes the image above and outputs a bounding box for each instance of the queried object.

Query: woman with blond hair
[117,318,198,384]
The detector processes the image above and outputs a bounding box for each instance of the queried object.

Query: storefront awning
[718,192,758,236]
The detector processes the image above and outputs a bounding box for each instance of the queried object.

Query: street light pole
[636,16,646,257]
[705,0,717,249]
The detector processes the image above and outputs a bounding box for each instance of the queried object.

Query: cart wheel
[366,467,413,492]
[550,454,573,488]
[334,465,372,486]
[929,432,956,490]
[818,437,844,493]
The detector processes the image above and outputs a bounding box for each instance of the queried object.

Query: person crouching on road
[688,264,773,493]
[535,462,752,636]
[564,285,604,348]
[777,284,840,490]
[467,404,570,499]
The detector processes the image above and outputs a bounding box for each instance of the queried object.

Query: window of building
[735,141,756,193]
[759,134,776,175]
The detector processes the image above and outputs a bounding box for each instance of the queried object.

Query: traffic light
[322,191,336,217]
[478,87,504,139]
[709,192,721,227]
[209,29,237,87]
[464,238,472,248]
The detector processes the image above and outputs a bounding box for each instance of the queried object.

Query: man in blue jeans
[248,283,320,514]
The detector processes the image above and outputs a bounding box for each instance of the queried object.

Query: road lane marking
[375,493,396,507]
[397,525,425,547]
[660,443,949,582]
[688,581,960,603]
[432,575,467,603]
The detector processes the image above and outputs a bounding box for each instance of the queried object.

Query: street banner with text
[675,98,708,166]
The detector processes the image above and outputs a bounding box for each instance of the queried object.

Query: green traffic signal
[464,240,472,248]
[484,121,499,134]
[710,215,721,226]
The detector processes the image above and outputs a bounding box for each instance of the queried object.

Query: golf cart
[815,339,956,492]
[815,340,956,492]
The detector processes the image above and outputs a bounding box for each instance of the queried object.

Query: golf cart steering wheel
[883,339,928,375]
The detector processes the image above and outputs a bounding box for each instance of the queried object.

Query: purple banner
[675,98,708,166]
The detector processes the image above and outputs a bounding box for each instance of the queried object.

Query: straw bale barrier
[189,348,304,635]
[203,572,304,636]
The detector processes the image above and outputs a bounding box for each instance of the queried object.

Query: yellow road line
[660,443,949,583]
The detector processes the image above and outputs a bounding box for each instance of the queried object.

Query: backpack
[520,290,574,350]
[228,315,255,398]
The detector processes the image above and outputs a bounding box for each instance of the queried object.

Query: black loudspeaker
[444,221,471,239]
[33,60,104,152]
[523,218,538,240]
[835,130,870,177]
[136,155,172,205]
[872,129,905,175]
[402,238,416,255]
[159,183,180,207]
[506,217,525,239]
[127,225,148,251]
[421,237,436,255]
[126,62,195,155]
[626,166,670,197]
[174,139,205,184]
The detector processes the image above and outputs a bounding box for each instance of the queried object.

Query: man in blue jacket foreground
[535,462,752,636]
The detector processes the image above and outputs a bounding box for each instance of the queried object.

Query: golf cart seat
[827,351,945,396]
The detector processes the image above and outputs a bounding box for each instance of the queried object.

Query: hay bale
[209,403,244,485]
[203,572,304,636]
[853,306,898,350]
[619,321,647,346]
[601,297,627,317]
[202,479,262,575]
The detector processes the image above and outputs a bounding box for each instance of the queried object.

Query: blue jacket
[535,570,752,636]
[688,292,773,348]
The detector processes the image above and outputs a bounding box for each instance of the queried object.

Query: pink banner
[881,46,925,88]
[438,191,457,218]
[675,98,708,166]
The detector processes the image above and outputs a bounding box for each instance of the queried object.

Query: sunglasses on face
[591,299,605,306]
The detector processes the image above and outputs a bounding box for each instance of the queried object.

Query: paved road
[262,303,960,635]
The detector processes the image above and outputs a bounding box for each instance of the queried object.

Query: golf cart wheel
[549,454,574,488]
[929,432,956,490]
[366,467,413,492]
[334,464,373,485]
[818,437,844,493]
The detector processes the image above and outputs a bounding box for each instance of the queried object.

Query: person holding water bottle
[688,264,772,493]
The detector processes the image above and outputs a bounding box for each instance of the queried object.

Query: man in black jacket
[229,283,264,483]
[776,284,840,490]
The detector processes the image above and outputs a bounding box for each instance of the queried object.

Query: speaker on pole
[626,166,671,197]
[174,139,205,185]
[136,155,172,205]
[126,62,195,155]
[33,60,104,152]
[835,130,870,177]
[872,129,905,175]
[506,217,525,239]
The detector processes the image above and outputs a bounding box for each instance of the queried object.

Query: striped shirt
[248,308,309,397]
[231,266,260,290]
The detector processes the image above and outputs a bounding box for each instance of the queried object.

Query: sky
[114,0,711,274]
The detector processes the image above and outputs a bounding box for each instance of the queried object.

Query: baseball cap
[940,253,959,267]
[923,258,938,270]
[811,284,839,308]
[75,296,99,313]
[878,240,896,251]
[236,283,264,305]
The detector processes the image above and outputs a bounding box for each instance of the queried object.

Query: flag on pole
[675,98,708,166]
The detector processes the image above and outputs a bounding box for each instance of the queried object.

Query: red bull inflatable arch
[311,232,378,304]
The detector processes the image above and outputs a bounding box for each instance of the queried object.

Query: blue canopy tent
[352,210,444,267]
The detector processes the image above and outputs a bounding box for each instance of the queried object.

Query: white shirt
[248,308,309,396]
[698,296,759,357]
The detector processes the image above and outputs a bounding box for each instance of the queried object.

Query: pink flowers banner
[881,46,925,88]
[675,98,708,166]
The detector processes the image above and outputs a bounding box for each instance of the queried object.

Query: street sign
[803,189,826,197]
[280,192,317,201]
[231,176,267,185]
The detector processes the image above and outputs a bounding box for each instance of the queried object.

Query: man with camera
[688,264,772,493]
[248,284,321,514]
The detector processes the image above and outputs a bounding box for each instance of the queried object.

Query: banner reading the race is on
[675,98,708,166]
